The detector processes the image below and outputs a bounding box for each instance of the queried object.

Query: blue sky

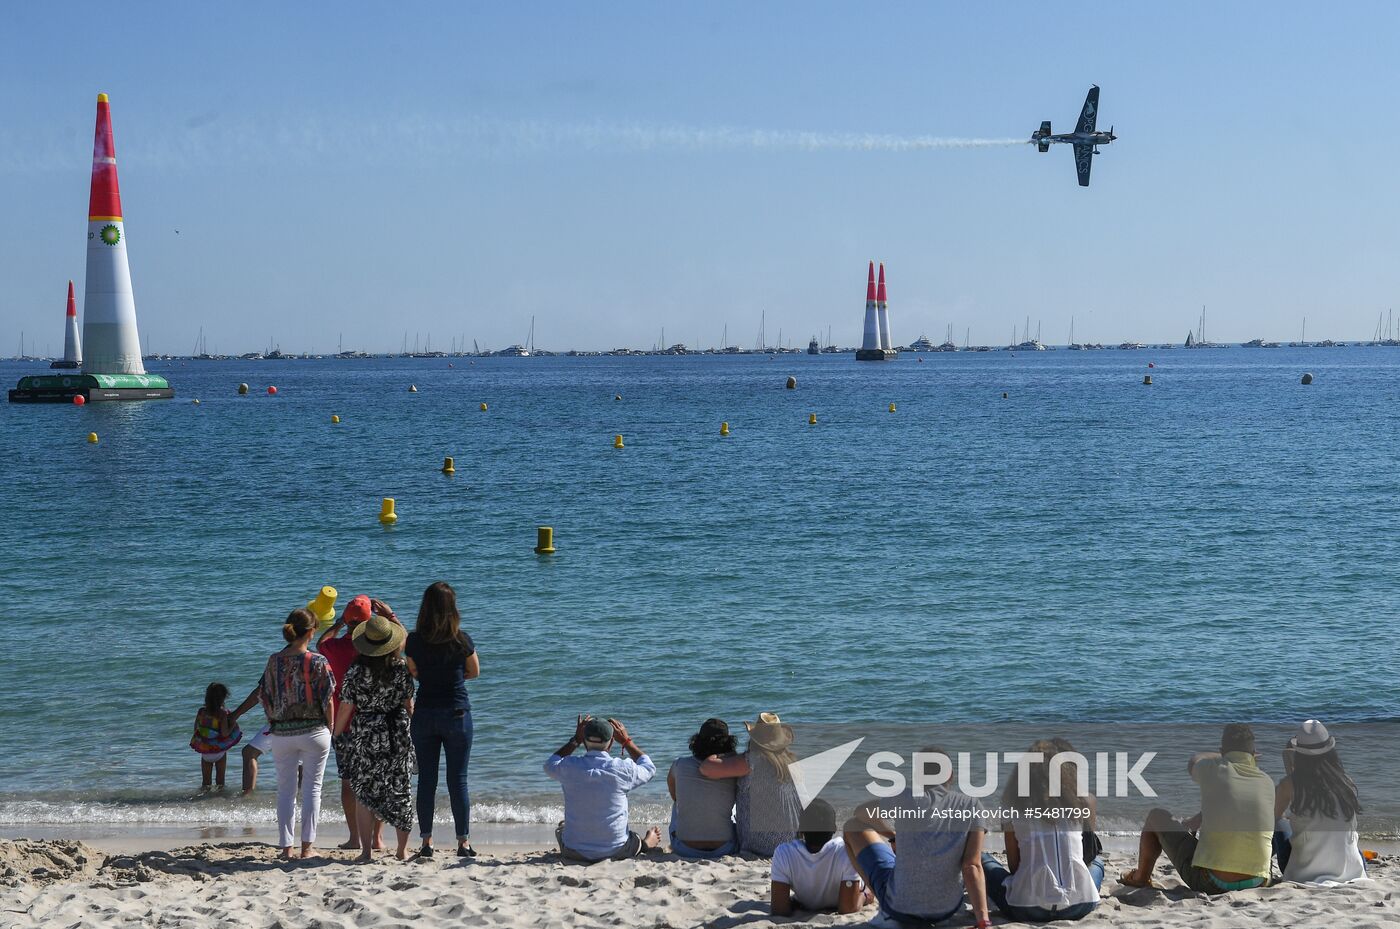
[3,2,1399,353]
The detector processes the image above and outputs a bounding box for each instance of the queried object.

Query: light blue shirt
[544,749,656,859]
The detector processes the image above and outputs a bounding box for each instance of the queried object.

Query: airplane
[1031,85,1116,187]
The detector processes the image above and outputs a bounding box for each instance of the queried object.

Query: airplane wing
[1074,144,1093,187]
[1076,85,1099,134]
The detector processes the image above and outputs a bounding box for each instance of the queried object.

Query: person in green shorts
[1121,723,1275,893]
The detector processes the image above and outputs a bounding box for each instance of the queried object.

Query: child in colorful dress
[191,682,242,791]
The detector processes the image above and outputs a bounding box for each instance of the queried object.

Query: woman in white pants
[259,608,336,859]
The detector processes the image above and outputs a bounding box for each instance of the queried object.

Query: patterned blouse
[259,650,335,735]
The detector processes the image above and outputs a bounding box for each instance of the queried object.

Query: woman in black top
[404,581,480,858]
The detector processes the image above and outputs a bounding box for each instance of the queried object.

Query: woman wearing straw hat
[332,614,415,862]
[701,712,801,857]
[1273,719,1367,884]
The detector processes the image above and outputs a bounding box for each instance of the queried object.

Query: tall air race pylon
[50,281,82,369]
[856,260,896,361]
[877,262,893,351]
[9,94,172,401]
[82,93,145,376]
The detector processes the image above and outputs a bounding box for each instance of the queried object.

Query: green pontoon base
[8,373,174,403]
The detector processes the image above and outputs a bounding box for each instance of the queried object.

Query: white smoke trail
[0,115,1026,172]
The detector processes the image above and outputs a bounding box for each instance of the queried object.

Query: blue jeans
[856,843,963,926]
[982,852,1102,922]
[411,706,473,841]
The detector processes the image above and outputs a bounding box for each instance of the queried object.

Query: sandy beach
[1,835,1394,928]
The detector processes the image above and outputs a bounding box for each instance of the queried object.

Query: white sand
[1,838,1395,928]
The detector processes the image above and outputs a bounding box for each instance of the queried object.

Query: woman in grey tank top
[667,718,739,858]
[700,712,801,858]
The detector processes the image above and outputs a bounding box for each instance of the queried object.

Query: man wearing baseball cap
[319,595,401,850]
[545,715,662,862]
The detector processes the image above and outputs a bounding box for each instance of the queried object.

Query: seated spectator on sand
[700,712,802,857]
[770,799,865,916]
[545,715,661,862]
[981,740,1103,923]
[1121,723,1274,893]
[1274,719,1367,884]
[668,718,739,858]
[844,747,992,929]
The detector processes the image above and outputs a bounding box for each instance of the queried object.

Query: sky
[3,2,1400,354]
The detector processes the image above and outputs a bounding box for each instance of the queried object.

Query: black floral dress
[339,662,415,833]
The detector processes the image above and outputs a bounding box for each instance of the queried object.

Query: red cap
[342,595,373,624]
[877,263,887,303]
[66,280,76,317]
[89,94,122,221]
[866,260,877,301]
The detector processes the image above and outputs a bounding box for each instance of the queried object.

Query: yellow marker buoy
[479,402,488,411]
[193,399,201,405]
[889,403,896,413]
[809,413,817,425]
[442,456,456,474]
[306,586,338,629]
[720,422,730,436]
[331,414,340,424]
[409,384,418,393]
[1143,375,1153,385]
[379,498,398,525]
[614,394,622,401]
[613,434,625,449]
[785,376,797,390]
[87,432,98,444]
[237,383,249,395]
[534,526,556,554]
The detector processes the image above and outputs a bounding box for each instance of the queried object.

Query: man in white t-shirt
[771,799,866,915]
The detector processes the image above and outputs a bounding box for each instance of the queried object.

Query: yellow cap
[97,93,109,103]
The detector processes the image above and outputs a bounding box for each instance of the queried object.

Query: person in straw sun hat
[700,712,802,857]
[332,613,415,862]
[1274,718,1367,884]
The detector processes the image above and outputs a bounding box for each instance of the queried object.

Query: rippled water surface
[1,349,1396,825]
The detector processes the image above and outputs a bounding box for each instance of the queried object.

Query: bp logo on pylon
[100,224,121,246]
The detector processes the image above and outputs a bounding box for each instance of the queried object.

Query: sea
[1,347,1398,837]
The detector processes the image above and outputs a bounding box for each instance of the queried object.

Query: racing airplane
[1031,85,1116,187]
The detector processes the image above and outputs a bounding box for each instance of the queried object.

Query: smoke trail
[0,114,1026,172]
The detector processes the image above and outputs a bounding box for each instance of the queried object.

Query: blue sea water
[0,348,1396,829]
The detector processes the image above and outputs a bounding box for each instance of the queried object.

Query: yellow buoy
[86,432,98,444]
[442,456,456,474]
[720,422,730,436]
[192,399,201,405]
[1143,375,1153,385]
[237,383,249,395]
[888,403,896,413]
[331,414,340,424]
[534,526,556,554]
[614,394,622,401]
[409,384,418,393]
[808,413,817,425]
[306,586,338,629]
[379,498,398,525]
[479,402,488,412]
[613,434,625,449]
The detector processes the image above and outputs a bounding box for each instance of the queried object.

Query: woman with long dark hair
[1274,719,1366,883]
[667,718,739,857]
[332,614,415,862]
[980,739,1102,922]
[405,581,480,858]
